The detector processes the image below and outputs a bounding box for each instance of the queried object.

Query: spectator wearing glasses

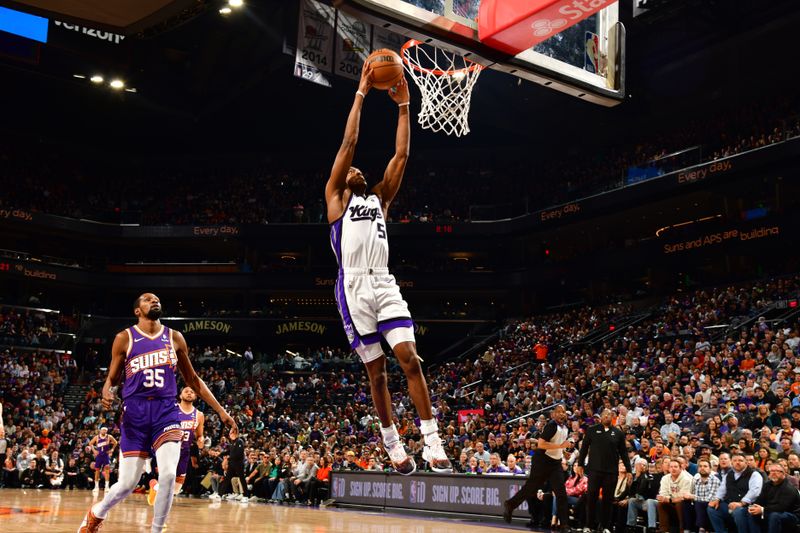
[745,463,800,533]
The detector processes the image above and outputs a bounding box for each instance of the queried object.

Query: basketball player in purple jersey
[79,293,235,533]
[147,386,204,505]
[325,64,451,474]
[88,426,117,491]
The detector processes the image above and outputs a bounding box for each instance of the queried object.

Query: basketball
[366,49,404,90]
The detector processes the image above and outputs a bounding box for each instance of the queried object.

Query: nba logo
[410,480,417,503]
[584,31,600,73]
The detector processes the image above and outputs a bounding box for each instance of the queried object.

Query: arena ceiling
[0,0,797,153]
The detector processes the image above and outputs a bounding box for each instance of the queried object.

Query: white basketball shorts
[334,267,416,363]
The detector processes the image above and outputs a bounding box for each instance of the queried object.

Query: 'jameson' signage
[181,320,232,334]
[330,471,531,518]
[275,321,327,335]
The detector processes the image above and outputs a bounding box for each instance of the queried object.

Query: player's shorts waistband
[340,267,389,276]
[124,395,172,402]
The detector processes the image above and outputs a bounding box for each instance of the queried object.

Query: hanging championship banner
[371,26,405,56]
[334,10,371,81]
[294,0,335,87]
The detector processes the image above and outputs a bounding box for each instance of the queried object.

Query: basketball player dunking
[88,426,117,491]
[325,64,450,474]
[78,293,235,533]
[147,386,205,505]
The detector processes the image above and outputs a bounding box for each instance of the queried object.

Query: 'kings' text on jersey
[330,194,389,270]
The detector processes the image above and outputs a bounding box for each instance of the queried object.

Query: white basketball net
[401,40,484,137]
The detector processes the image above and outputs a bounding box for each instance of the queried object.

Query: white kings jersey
[330,193,389,270]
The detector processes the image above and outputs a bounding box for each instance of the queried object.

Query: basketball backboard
[334,0,625,106]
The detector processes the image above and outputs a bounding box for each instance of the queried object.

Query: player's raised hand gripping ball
[365,49,404,90]
[388,76,410,106]
[358,61,374,97]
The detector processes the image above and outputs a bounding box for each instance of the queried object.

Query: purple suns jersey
[177,406,198,450]
[122,325,178,401]
[96,435,109,455]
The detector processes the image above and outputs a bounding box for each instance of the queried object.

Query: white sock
[152,441,180,533]
[380,424,400,449]
[420,418,440,445]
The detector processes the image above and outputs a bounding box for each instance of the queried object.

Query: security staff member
[576,408,632,533]
[503,404,571,533]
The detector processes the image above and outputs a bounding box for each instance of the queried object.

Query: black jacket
[630,472,660,499]
[755,478,800,518]
[228,437,245,468]
[577,424,632,474]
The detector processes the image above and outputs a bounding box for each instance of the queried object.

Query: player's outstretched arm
[374,76,410,212]
[326,62,373,222]
[173,330,237,432]
[101,331,129,410]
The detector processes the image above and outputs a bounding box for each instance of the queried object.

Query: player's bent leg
[390,335,452,473]
[79,456,146,532]
[362,348,416,475]
[152,441,180,533]
[362,351,392,424]
[173,448,190,495]
[387,336,431,418]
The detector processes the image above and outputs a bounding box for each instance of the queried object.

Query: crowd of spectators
[1,274,800,530]
[0,306,78,349]
[1,96,798,225]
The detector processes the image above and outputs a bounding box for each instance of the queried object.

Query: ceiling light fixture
[219,6,232,14]
[73,74,86,79]
[229,0,243,7]
[109,79,125,90]
[90,75,104,83]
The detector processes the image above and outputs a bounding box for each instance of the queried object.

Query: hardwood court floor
[0,489,523,532]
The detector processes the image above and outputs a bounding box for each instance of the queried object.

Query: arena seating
[1,97,797,225]
[2,274,799,530]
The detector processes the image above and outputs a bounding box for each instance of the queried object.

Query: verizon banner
[334,11,371,81]
[331,471,531,518]
[295,0,335,87]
